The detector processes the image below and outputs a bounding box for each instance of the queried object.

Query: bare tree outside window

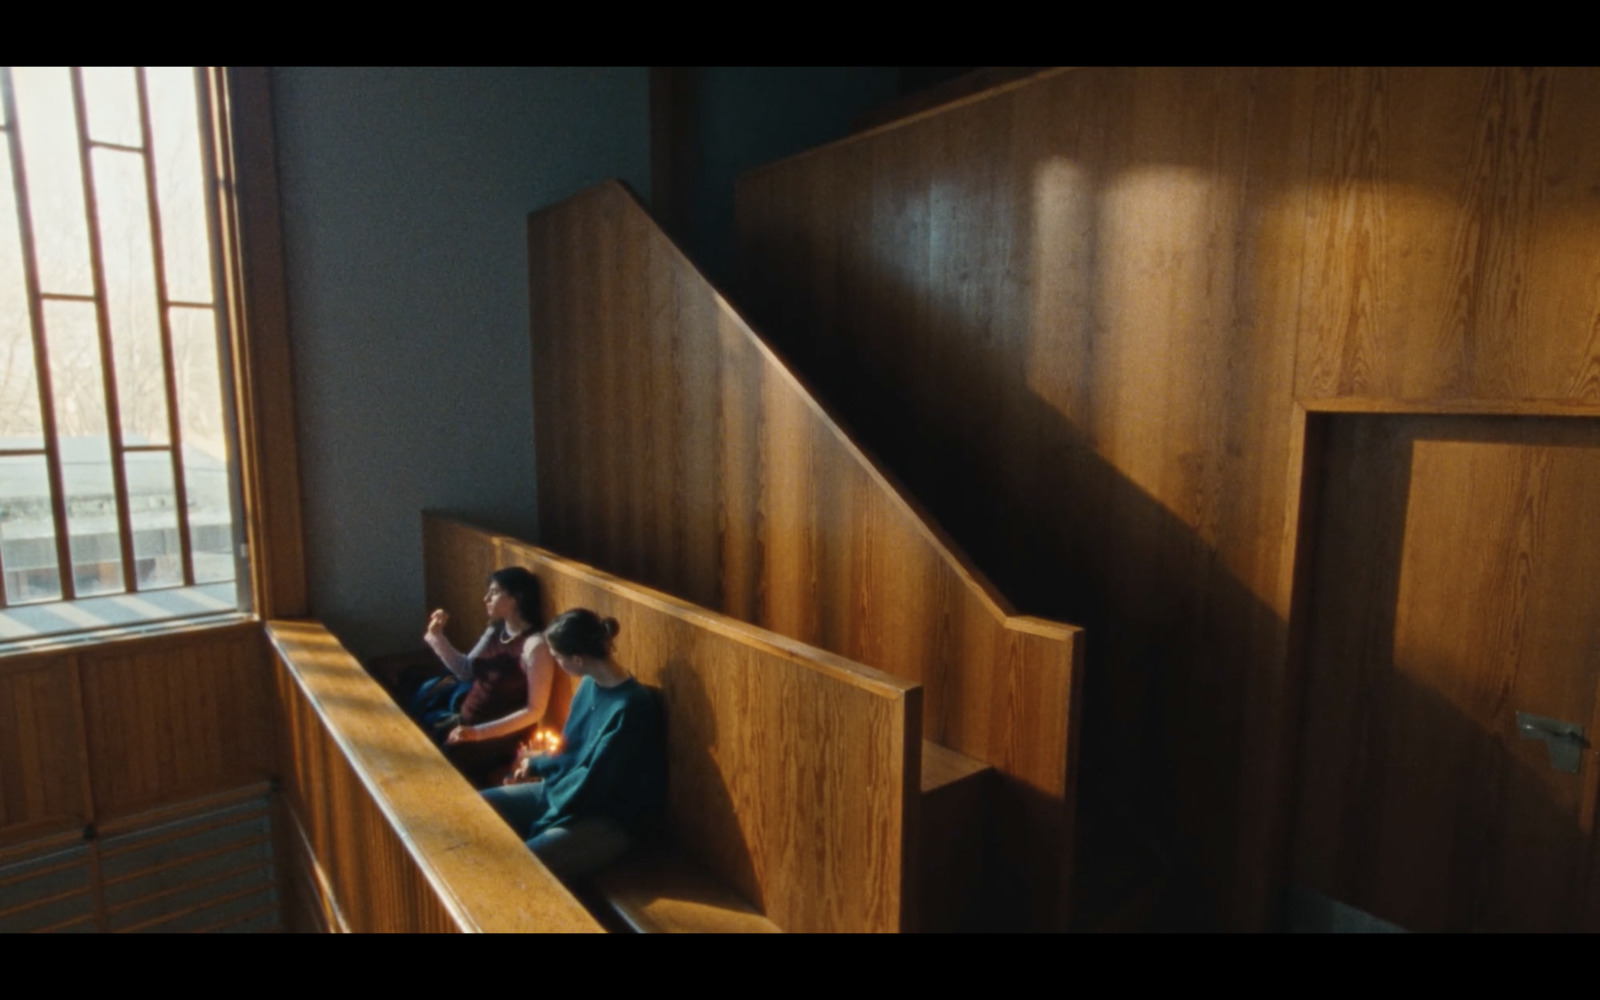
[0,66,243,642]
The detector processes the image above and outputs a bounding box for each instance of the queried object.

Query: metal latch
[1515,712,1587,774]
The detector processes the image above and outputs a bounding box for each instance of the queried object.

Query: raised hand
[425,608,449,639]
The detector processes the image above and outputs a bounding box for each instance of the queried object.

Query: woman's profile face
[484,582,516,622]
[549,647,583,677]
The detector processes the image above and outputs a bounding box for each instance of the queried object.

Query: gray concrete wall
[271,67,649,657]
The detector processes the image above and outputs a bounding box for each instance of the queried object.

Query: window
[0,67,246,646]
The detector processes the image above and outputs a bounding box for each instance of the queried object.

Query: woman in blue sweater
[480,608,666,881]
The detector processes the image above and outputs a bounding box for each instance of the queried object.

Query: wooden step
[585,845,780,934]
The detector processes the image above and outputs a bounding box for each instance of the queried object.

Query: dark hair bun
[545,608,618,659]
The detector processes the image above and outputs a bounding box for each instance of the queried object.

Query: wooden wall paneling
[735,67,1324,928]
[77,622,272,821]
[0,652,92,847]
[487,529,920,933]
[714,308,763,625]
[527,182,1084,929]
[673,242,723,611]
[267,619,602,933]
[595,191,631,583]
[1199,67,1321,923]
[1297,68,1600,407]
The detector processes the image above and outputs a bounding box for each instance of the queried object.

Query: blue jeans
[481,782,632,881]
[409,675,467,736]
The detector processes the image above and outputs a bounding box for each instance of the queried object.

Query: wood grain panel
[737,68,1312,927]
[1297,68,1600,406]
[432,517,921,932]
[527,182,1084,929]
[0,652,90,846]
[1294,415,1600,932]
[78,621,272,819]
[267,619,602,933]
[735,67,1600,928]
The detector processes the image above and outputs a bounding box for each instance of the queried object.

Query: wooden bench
[424,513,926,932]
[578,739,993,934]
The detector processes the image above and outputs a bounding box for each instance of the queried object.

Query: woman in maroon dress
[415,567,555,785]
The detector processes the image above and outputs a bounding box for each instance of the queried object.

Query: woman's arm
[446,633,555,743]
[424,612,491,682]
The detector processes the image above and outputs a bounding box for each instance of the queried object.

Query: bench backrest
[423,513,922,932]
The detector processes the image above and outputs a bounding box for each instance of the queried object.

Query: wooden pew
[526,181,1085,930]
[267,619,602,932]
[424,513,925,933]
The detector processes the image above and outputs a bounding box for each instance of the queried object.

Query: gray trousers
[481,782,632,881]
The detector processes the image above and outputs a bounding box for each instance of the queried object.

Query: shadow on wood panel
[741,182,1298,931]
[1295,414,1600,932]
[736,66,1600,929]
[653,657,758,911]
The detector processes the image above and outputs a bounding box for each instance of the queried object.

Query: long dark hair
[489,566,543,631]
[543,608,618,659]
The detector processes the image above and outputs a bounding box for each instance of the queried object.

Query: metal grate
[0,792,279,933]
[0,842,95,932]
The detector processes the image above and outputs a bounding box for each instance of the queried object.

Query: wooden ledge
[921,740,991,796]
[588,846,781,934]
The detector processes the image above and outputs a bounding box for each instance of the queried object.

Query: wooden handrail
[267,619,602,933]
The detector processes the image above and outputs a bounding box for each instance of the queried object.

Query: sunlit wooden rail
[425,513,923,932]
[266,619,602,933]
[527,181,1084,929]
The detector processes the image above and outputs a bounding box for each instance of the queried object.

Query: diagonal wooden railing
[526,180,1084,930]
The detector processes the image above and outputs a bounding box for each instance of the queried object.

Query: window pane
[81,67,141,148]
[44,299,124,596]
[185,442,234,585]
[124,449,181,589]
[12,67,92,296]
[0,147,46,448]
[0,454,62,603]
[171,306,233,584]
[93,146,168,445]
[146,67,211,304]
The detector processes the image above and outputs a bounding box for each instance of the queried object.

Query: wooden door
[1292,414,1600,932]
